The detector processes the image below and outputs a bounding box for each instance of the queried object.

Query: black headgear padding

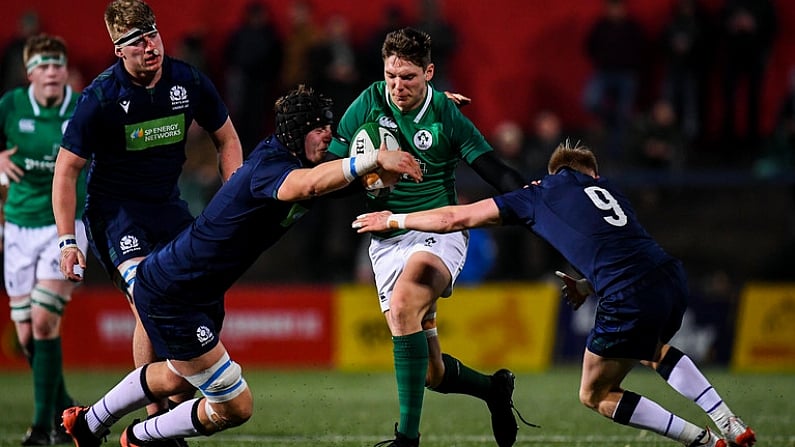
[274,85,334,154]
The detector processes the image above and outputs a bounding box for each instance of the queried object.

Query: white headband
[25,54,67,74]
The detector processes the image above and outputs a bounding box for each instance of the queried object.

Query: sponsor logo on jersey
[424,237,436,247]
[119,100,131,113]
[377,116,398,131]
[18,118,35,133]
[119,234,140,255]
[413,129,433,151]
[170,85,189,110]
[124,114,185,151]
[196,325,214,346]
[23,158,55,173]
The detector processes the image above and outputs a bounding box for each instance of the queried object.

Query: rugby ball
[348,122,400,196]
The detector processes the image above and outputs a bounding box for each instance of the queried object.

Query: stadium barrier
[1,283,792,372]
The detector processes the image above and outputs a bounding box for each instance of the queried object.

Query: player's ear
[424,64,434,82]
[115,47,124,58]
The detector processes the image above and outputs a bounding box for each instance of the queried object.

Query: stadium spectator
[719,0,777,157]
[60,84,421,447]
[325,27,531,447]
[280,0,319,91]
[309,14,361,122]
[753,67,795,179]
[413,0,458,91]
[582,0,647,165]
[526,111,566,179]
[628,99,687,171]
[0,11,40,95]
[52,0,242,435]
[659,0,713,141]
[223,1,283,153]
[361,5,408,82]
[0,33,85,446]
[353,140,757,447]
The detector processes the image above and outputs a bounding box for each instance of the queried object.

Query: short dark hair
[381,27,432,69]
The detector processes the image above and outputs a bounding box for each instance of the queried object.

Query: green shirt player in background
[0,34,87,446]
[327,27,532,447]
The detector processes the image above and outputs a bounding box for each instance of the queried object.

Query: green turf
[0,366,791,446]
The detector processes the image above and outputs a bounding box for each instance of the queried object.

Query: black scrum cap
[274,85,334,154]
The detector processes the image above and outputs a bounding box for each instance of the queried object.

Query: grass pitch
[0,366,792,446]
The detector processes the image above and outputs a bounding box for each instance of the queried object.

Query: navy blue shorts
[133,275,225,361]
[586,260,688,361]
[84,200,193,283]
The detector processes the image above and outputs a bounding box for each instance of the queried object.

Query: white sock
[626,395,698,443]
[86,367,151,434]
[133,398,201,441]
[663,353,731,424]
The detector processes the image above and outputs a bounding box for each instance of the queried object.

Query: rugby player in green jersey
[327,27,532,447]
[0,34,87,446]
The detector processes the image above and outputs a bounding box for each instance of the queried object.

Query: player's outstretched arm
[278,151,421,202]
[352,198,501,234]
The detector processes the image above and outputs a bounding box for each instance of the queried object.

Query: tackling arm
[278,150,421,202]
[352,198,502,234]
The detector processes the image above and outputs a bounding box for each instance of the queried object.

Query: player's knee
[30,287,67,338]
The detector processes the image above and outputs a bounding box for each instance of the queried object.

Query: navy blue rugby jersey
[135,136,314,302]
[494,168,674,297]
[62,56,228,203]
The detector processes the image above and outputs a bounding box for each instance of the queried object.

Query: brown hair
[381,27,432,69]
[547,140,599,176]
[23,34,67,66]
[104,0,156,42]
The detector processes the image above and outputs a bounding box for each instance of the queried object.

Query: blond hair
[547,139,599,176]
[104,0,156,43]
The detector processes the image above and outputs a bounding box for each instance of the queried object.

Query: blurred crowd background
[1,0,793,299]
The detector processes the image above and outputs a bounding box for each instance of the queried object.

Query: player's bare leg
[581,348,727,446]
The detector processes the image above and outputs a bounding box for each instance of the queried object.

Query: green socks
[429,353,492,400]
[393,332,428,439]
[31,338,71,429]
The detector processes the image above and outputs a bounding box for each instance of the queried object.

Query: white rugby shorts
[369,230,468,312]
[4,221,88,296]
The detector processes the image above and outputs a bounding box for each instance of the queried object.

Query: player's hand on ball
[352,211,393,233]
[555,271,594,311]
[376,150,422,183]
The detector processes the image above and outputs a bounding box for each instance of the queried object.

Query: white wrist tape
[341,152,379,182]
[386,214,407,230]
[58,234,78,251]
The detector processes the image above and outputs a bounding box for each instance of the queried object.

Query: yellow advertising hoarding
[334,283,560,372]
[731,283,795,372]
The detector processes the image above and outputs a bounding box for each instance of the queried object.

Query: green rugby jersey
[329,81,493,237]
[0,85,86,227]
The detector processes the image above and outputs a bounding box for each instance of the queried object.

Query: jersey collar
[27,84,73,117]
[383,82,433,124]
